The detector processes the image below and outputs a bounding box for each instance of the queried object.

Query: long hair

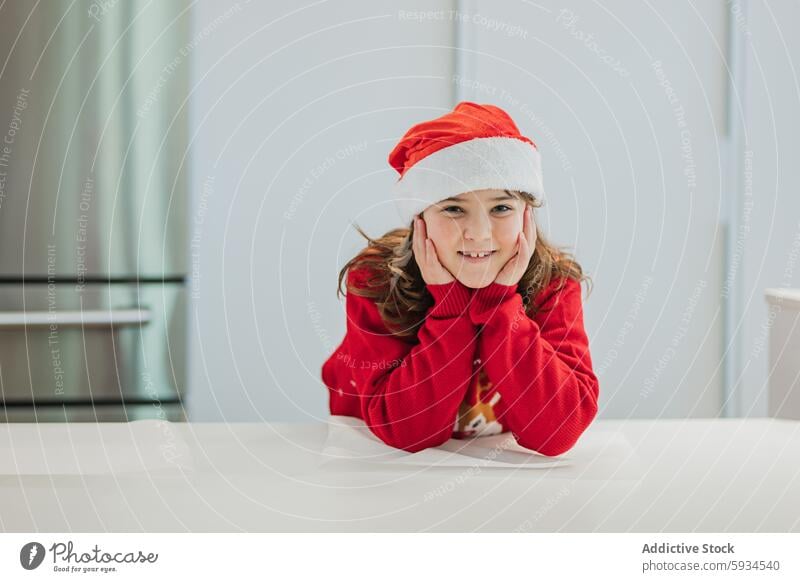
[336,190,593,340]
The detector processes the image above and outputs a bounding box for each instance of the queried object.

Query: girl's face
[421,189,529,289]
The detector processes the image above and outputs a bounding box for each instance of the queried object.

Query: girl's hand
[494,205,537,287]
[412,215,456,285]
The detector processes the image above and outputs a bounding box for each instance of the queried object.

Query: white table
[0,418,798,532]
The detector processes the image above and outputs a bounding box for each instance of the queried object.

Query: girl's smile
[458,250,498,263]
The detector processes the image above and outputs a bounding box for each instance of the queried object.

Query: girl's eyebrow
[442,193,515,203]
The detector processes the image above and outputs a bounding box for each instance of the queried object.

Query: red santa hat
[388,101,544,224]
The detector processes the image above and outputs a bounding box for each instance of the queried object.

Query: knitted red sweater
[321,266,599,456]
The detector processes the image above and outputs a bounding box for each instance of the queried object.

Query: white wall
[459,0,729,418]
[186,0,456,421]
[738,0,800,417]
[186,0,800,422]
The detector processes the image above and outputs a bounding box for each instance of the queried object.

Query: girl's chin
[453,274,498,289]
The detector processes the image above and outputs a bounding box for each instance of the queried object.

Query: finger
[429,238,450,272]
[429,239,455,281]
[519,228,529,254]
[417,214,428,240]
[515,233,527,265]
[523,206,534,248]
[412,218,424,261]
[520,210,534,257]
[425,238,437,268]
[428,238,442,263]
[517,237,530,272]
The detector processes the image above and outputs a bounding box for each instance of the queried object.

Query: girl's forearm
[346,281,480,452]
[469,279,599,456]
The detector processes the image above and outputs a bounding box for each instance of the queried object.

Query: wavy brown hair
[336,190,593,339]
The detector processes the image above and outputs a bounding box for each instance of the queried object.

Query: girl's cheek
[499,227,521,247]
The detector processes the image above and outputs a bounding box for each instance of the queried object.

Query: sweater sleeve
[469,277,599,456]
[323,269,480,452]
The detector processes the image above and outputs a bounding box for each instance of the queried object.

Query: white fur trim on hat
[392,136,543,224]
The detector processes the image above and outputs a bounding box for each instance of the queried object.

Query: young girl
[321,102,599,456]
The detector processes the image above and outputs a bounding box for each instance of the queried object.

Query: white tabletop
[0,418,798,532]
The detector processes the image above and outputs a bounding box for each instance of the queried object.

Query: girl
[321,102,599,456]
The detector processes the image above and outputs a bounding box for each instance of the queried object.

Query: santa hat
[388,101,544,224]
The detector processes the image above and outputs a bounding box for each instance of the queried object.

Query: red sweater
[321,266,600,456]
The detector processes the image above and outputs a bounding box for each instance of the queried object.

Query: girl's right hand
[412,215,456,285]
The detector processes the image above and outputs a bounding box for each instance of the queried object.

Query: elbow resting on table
[516,434,579,458]
[369,424,452,454]
[514,391,599,457]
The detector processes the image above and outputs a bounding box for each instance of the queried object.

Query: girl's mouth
[458,250,497,263]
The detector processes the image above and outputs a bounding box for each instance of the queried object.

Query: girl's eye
[442,205,513,214]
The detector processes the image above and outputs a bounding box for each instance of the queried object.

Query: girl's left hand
[494,205,537,287]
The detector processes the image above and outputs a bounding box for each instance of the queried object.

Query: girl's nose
[463,211,492,241]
